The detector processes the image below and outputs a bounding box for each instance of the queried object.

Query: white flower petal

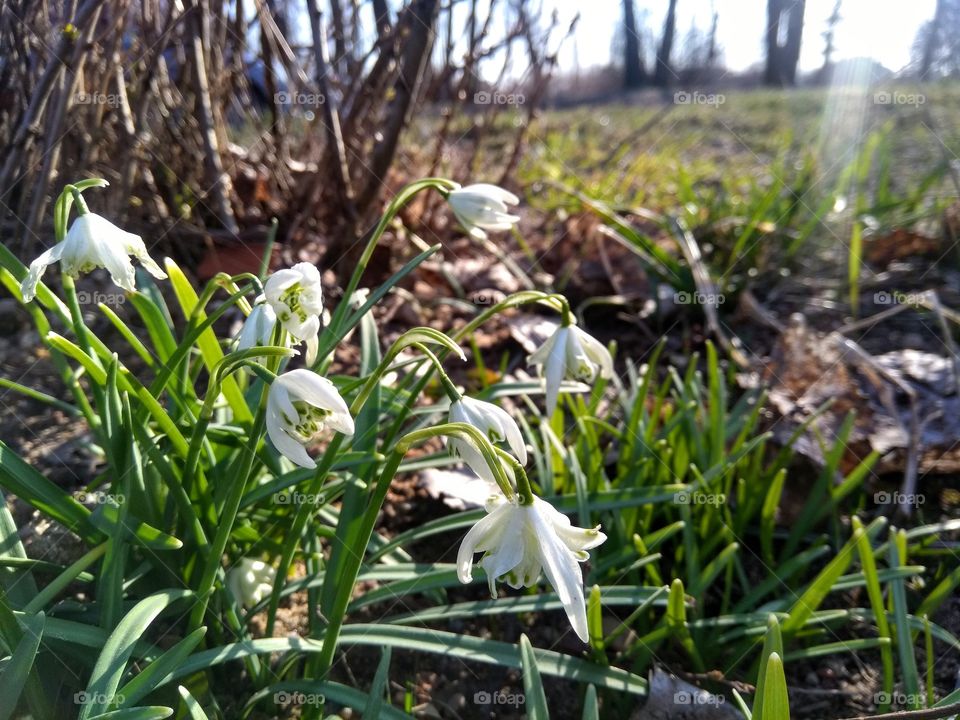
[465,183,520,206]
[456,502,513,582]
[20,244,64,302]
[267,421,316,468]
[279,370,349,417]
[543,328,568,416]
[530,502,589,641]
[572,326,613,379]
[304,334,319,365]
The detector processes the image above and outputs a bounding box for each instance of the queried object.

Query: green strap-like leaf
[759,653,790,720]
[520,634,551,720]
[0,612,44,720]
[79,590,191,719]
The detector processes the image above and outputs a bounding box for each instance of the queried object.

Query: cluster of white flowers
[21,182,610,642]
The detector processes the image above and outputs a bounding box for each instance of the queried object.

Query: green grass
[0,87,958,719]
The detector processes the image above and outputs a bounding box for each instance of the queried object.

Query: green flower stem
[187,331,285,633]
[144,282,257,403]
[23,542,108,613]
[451,291,571,343]
[61,273,106,435]
[411,343,461,402]
[349,327,465,414]
[383,291,570,446]
[264,433,344,637]
[68,185,89,215]
[310,422,512,681]
[321,178,459,366]
[187,407,266,633]
[311,448,404,679]
[496,448,535,505]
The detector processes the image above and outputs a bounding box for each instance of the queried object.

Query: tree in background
[623,0,647,89]
[914,0,960,79]
[818,0,842,82]
[764,0,806,86]
[653,0,679,87]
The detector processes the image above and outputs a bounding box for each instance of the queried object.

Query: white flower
[264,262,323,363]
[528,325,614,416]
[266,369,353,468]
[446,183,520,239]
[457,494,606,642]
[20,213,166,302]
[448,396,526,484]
[226,558,276,608]
[235,297,280,352]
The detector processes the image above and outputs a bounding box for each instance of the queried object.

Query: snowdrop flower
[448,396,526,484]
[528,324,614,416]
[226,558,276,608]
[266,369,353,469]
[235,297,280,353]
[264,262,323,363]
[457,494,606,642]
[446,183,520,239]
[20,213,166,302]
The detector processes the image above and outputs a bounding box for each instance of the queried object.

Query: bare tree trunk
[706,9,718,68]
[819,0,841,82]
[921,0,946,80]
[782,0,806,85]
[187,0,239,233]
[764,0,783,85]
[623,0,645,89]
[356,0,439,213]
[652,0,677,88]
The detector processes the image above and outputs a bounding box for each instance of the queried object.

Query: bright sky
[557,0,936,74]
